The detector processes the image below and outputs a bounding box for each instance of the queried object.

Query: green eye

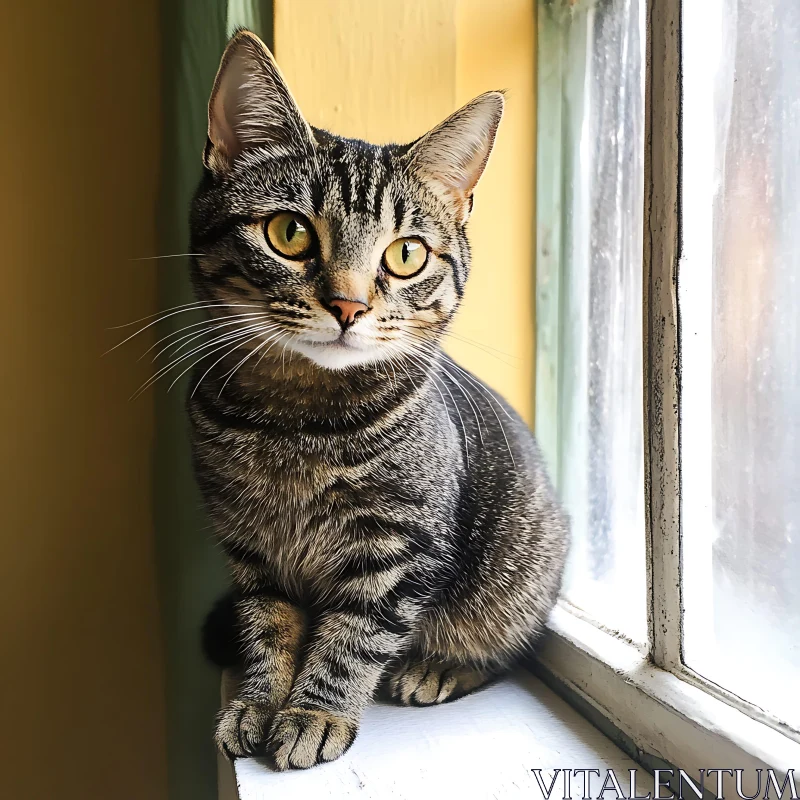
[383,237,428,278]
[266,212,314,259]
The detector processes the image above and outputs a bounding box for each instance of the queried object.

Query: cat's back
[414,356,569,665]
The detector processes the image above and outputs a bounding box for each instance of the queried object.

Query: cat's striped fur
[191,30,568,770]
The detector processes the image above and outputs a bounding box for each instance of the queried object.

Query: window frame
[534,0,800,779]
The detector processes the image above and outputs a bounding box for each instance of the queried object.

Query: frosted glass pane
[681,0,800,728]
[537,0,646,643]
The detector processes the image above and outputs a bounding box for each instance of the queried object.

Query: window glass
[681,0,800,727]
[536,0,646,643]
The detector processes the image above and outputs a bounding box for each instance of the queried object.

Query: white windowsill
[220,605,800,800]
[534,604,800,794]
[222,670,656,800]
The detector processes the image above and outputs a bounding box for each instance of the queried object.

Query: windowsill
[220,606,800,800]
[223,671,656,800]
[533,605,800,789]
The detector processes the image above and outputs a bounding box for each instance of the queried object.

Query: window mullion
[642,0,682,670]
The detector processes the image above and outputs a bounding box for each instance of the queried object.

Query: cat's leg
[267,604,420,770]
[215,594,307,759]
[386,657,494,706]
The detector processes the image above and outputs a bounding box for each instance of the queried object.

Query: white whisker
[142,313,269,361]
[162,316,275,361]
[216,331,287,399]
[182,332,269,398]
[109,300,258,329]
[438,365,486,447]
[106,302,262,355]
[250,331,286,375]
[129,253,203,261]
[398,348,470,468]
[131,322,275,399]
[191,328,286,399]
[404,347,485,449]
[402,334,517,469]
[405,321,519,366]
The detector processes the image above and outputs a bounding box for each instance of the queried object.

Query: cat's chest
[250,483,358,600]
[219,436,362,592]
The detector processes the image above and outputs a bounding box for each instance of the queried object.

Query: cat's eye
[265,212,314,259]
[383,237,428,278]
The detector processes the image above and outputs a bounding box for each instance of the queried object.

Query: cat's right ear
[204,29,315,173]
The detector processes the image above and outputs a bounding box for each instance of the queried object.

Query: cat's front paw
[389,660,490,705]
[215,698,275,759]
[268,707,357,770]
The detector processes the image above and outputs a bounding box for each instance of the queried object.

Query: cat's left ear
[406,91,504,224]
[204,29,315,173]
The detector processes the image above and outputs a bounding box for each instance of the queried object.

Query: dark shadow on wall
[156,3,273,798]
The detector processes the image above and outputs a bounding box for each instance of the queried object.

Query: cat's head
[191,30,502,372]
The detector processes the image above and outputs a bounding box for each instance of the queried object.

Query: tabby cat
[191,30,569,770]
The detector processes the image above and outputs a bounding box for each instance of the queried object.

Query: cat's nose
[324,297,369,329]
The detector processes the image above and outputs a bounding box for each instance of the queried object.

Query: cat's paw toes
[215,699,275,759]
[390,661,489,705]
[268,707,357,770]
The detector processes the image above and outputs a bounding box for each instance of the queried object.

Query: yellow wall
[0,3,168,799]
[0,3,534,796]
[276,0,537,422]
[454,0,537,424]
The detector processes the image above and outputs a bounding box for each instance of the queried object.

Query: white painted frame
[536,607,800,790]
[535,0,800,785]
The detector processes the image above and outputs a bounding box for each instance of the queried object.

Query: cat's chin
[288,339,386,372]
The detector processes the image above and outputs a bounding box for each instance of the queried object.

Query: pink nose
[326,298,369,329]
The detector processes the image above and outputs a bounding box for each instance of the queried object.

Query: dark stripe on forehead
[372,172,391,220]
[392,193,406,231]
[265,176,320,216]
[330,158,352,215]
[310,176,325,216]
[411,211,427,229]
[372,148,394,219]
[352,150,372,214]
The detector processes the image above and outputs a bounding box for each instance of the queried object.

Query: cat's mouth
[289,328,386,371]
[303,328,364,348]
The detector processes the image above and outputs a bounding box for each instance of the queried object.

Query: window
[681,0,800,731]
[536,0,646,645]
[536,0,800,777]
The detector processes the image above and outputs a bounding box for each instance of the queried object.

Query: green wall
[156,3,272,798]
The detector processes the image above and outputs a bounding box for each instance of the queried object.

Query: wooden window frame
[533,0,800,783]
